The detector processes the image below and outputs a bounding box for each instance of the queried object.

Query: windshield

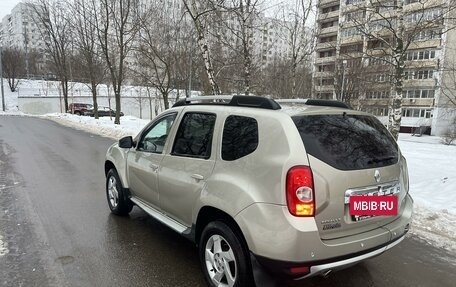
[292,114,398,170]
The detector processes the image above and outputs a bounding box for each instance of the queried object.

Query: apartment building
[0,2,48,76]
[313,0,456,136]
[0,2,46,52]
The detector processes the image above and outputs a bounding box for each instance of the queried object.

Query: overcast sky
[0,0,21,21]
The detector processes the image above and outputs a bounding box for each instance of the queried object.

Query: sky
[0,0,21,21]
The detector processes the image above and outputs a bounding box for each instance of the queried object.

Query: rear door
[159,112,217,226]
[292,113,407,239]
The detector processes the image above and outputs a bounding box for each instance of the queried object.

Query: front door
[127,113,177,208]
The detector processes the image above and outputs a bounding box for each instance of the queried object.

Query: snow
[0,234,8,256]
[43,113,149,139]
[398,134,456,251]
[2,81,456,253]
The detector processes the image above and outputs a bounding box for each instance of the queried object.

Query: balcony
[316,41,337,51]
[340,35,363,45]
[403,79,436,87]
[409,39,441,50]
[320,0,340,6]
[406,59,439,69]
[404,0,442,13]
[318,10,339,22]
[314,71,334,79]
[320,26,338,35]
[315,85,335,92]
[402,98,434,106]
[315,56,336,64]
[362,99,390,106]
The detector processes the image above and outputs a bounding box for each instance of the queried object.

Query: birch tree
[277,0,315,98]
[214,0,263,95]
[182,0,221,95]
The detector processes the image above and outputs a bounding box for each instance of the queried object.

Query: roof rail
[276,99,351,109]
[172,95,281,110]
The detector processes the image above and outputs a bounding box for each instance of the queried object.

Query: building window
[405,8,442,23]
[319,50,334,58]
[404,89,435,99]
[341,27,362,38]
[404,70,434,80]
[406,49,437,61]
[413,29,441,41]
[402,108,432,118]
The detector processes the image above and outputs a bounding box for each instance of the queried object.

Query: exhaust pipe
[404,223,410,233]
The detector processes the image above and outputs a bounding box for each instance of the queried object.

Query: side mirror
[119,136,134,149]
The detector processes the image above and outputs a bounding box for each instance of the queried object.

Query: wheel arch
[195,206,249,251]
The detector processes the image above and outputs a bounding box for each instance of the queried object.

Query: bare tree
[182,0,221,95]
[71,0,106,119]
[344,0,456,139]
[213,0,263,95]
[29,0,73,112]
[133,2,184,110]
[1,48,26,92]
[276,0,315,98]
[93,0,141,124]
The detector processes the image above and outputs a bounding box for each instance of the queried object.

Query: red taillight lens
[286,166,315,217]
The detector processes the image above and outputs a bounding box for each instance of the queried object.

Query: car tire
[106,169,133,216]
[199,221,253,287]
[75,111,81,116]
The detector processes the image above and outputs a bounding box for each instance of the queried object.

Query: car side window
[222,115,259,161]
[172,112,216,159]
[137,113,177,153]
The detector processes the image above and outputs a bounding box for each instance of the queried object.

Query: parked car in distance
[67,103,93,115]
[84,106,124,117]
[104,96,413,287]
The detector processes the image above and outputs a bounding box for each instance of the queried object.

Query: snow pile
[43,113,150,139]
[397,134,456,251]
[0,234,8,256]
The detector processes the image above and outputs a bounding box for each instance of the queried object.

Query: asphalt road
[0,116,455,287]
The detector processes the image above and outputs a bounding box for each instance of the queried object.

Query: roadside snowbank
[42,113,149,139]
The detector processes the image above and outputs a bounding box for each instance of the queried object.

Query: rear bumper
[252,233,406,281]
[236,194,413,282]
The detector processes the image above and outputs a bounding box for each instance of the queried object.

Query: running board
[130,197,187,234]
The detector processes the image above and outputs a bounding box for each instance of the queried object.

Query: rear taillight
[286,166,315,217]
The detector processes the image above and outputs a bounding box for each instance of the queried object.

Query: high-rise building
[313,0,456,136]
[0,2,48,77]
[0,2,46,52]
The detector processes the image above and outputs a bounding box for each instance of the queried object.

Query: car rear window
[292,114,398,170]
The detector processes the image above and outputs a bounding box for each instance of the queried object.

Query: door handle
[149,163,159,172]
[191,174,204,181]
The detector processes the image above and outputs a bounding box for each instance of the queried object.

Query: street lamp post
[0,46,5,112]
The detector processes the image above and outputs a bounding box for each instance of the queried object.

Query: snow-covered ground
[2,83,456,253]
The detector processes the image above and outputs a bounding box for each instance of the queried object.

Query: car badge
[374,170,381,183]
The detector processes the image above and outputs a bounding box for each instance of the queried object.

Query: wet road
[0,116,455,287]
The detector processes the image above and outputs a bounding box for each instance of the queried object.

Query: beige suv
[104,96,413,286]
